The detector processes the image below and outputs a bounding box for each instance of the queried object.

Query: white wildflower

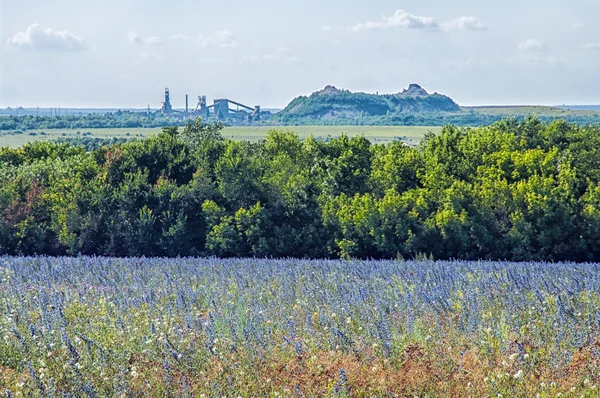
[513,369,524,379]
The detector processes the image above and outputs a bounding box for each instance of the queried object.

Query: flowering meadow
[1,257,600,397]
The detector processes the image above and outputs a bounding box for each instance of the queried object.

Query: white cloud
[171,34,191,41]
[321,26,333,31]
[145,36,163,46]
[198,30,237,48]
[443,16,487,31]
[128,31,164,45]
[518,39,547,52]
[127,31,142,44]
[6,24,87,52]
[352,9,438,32]
[573,22,585,29]
[581,42,600,51]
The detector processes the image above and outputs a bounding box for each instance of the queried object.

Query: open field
[219,125,439,143]
[0,126,441,147]
[1,257,599,396]
[463,105,600,117]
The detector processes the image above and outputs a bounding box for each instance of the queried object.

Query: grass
[1,257,600,396]
[0,126,441,148]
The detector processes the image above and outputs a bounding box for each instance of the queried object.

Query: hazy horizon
[2,0,600,108]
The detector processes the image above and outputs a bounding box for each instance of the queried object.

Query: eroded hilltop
[275,84,461,122]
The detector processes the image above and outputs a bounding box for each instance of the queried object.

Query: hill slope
[275,84,461,122]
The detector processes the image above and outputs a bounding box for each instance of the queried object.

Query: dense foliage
[52,137,134,151]
[2,117,600,260]
[1,257,599,396]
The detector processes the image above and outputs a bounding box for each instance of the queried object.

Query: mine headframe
[161,87,173,115]
[194,95,209,118]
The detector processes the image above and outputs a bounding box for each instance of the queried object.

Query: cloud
[443,16,487,31]
[127,31,142,44]
[198,30,237,48]
[573,22,585,29]
[352,9,437,32]
[518,39,547,52]
[145,36,163,46]
[128,31,163,45]
[321,26,333,31]
[6,24,87,52]
[171,34,191,41]
[581,42,600,51]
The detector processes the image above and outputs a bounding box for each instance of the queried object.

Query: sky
[1,0,600,108]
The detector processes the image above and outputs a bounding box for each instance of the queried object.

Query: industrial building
[160,88,266,122]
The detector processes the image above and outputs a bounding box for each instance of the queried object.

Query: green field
[0,126,441,148]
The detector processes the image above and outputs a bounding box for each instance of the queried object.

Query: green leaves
[204,201,268,257]
[1,117,600,260]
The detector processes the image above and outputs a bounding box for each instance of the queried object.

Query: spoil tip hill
[275,84,461,121]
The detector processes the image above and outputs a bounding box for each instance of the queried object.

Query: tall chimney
[185,95,189,114]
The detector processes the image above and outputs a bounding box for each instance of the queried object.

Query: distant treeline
[3,110,600,131]
[276,112,600,127]
[0,111,182,131]
[2,117,600,261]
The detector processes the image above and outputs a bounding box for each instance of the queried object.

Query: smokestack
[185,95,189,114]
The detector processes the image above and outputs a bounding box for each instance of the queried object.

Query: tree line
[0,111,182,131]
[1,117,600,261]
[4,110,600,132]
[276,111,600,127]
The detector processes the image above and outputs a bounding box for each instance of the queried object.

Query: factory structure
[160,88,267,122]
